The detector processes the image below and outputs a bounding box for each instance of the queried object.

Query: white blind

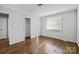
[46,16,62,30]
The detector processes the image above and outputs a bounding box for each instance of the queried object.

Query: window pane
[46,16,61,30]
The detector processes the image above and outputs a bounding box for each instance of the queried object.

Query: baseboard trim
[77,41,79,47]
[0,38,8,41]
[40,35,77,43]
[0,38,8,39]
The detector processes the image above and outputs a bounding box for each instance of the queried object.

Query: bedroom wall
[0,5,31,45]
[41,10,77,42]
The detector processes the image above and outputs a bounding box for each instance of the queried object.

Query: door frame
[0,13,9,39]
[25,18,31,38]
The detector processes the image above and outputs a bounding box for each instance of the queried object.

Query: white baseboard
[40,35,77,43]
[77,41,79,46]
[9,38,25,45]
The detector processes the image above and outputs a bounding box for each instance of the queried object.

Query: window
[46,16,62,31]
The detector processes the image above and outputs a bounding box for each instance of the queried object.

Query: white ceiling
[1,4,78,17]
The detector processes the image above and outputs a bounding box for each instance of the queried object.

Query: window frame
[46,16,62,31]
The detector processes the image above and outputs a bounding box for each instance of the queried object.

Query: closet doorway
[0,13,9,46]
[25,18,31,39]
[0,13,9,39]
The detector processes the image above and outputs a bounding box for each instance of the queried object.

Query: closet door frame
[0,13,9,39]
[25,18,31,38]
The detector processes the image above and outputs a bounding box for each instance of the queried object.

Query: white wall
[0,5,41,44]
[9,12,26,45]
[41,10,77,42]
[0,5,31,45]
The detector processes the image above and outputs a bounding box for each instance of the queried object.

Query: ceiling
[1,4,78,17]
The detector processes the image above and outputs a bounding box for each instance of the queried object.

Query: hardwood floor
[0,36,79,54]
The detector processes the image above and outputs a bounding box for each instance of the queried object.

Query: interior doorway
[25,18,31,39]
[0,13,9,46]
[0,13,9,39]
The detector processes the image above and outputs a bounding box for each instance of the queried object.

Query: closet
[25,18,31,38]
[0,13,8,39]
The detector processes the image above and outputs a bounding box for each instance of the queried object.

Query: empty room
[0,4,79,54]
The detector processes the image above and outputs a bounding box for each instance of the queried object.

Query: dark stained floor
[0,36,79,54]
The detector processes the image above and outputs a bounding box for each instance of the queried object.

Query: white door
[0,17,8,39]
